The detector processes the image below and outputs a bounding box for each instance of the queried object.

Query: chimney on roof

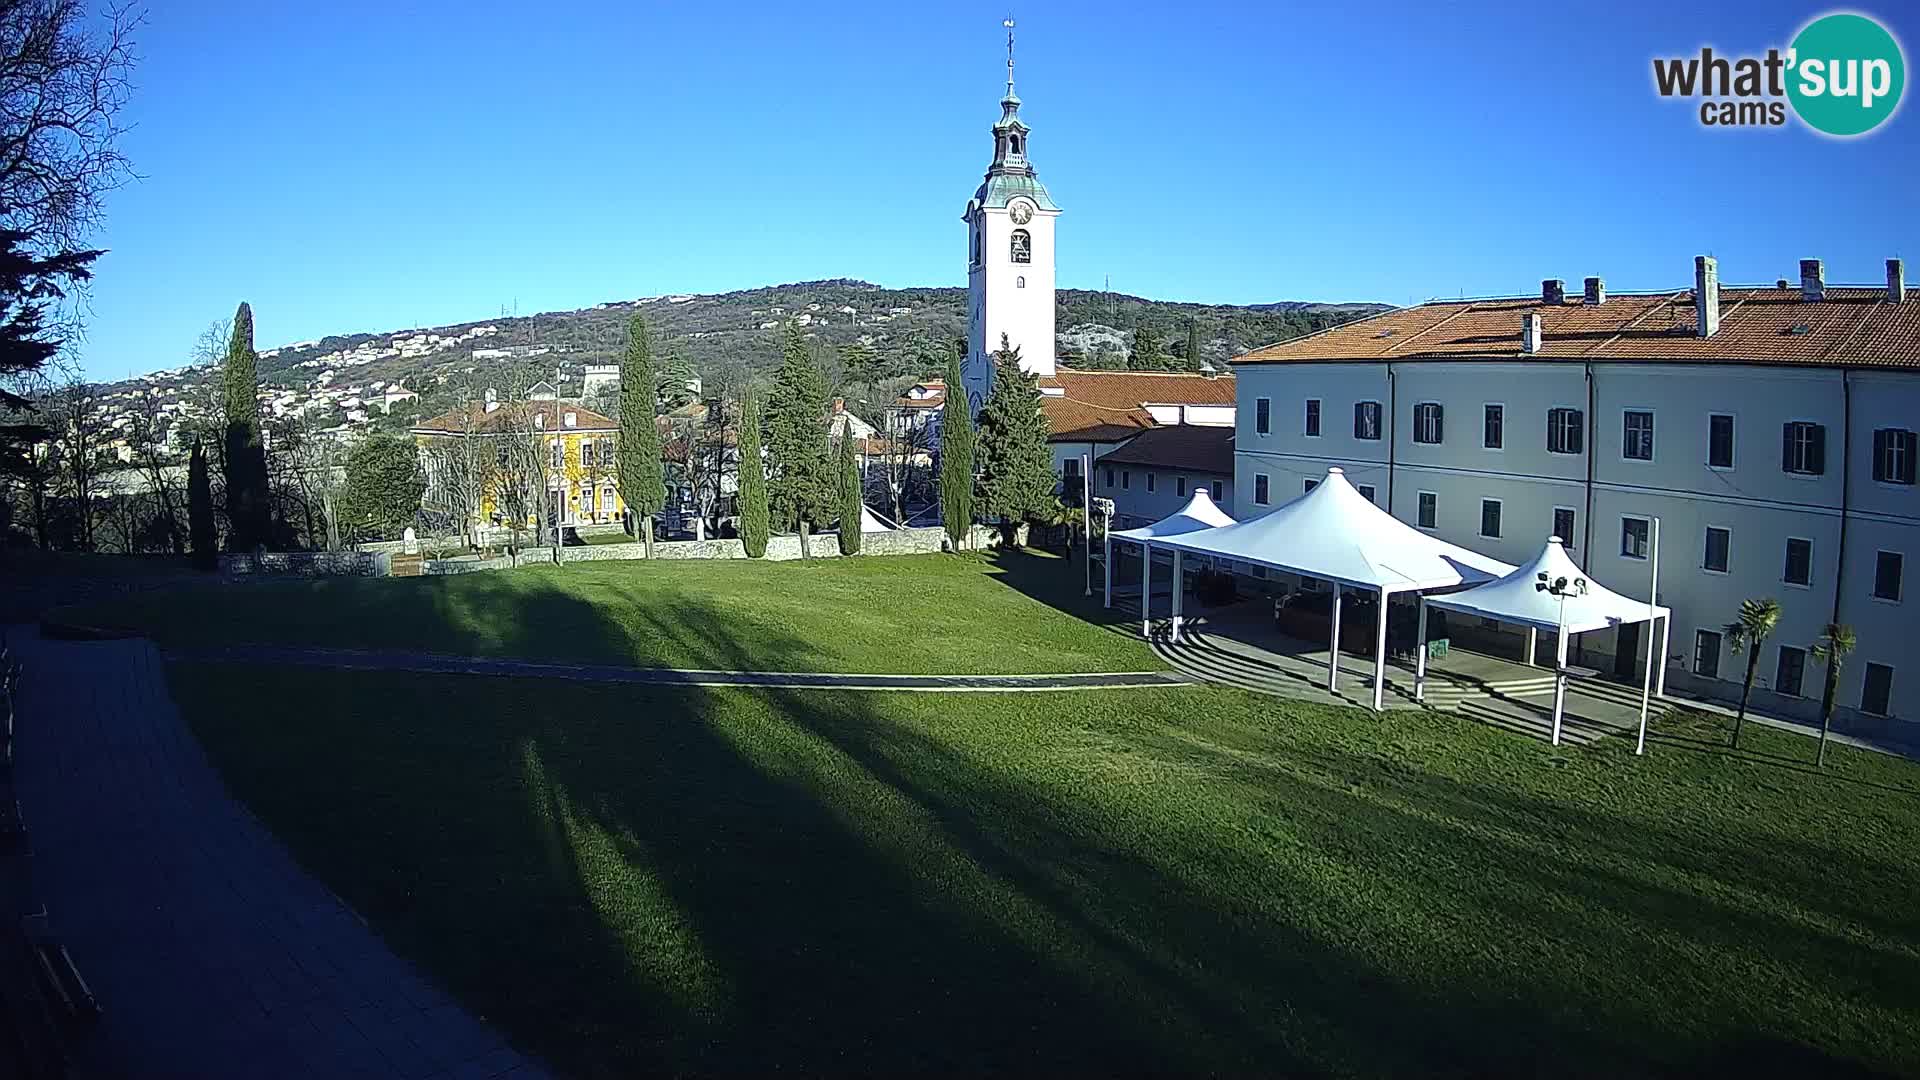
[1521,312,1545,354]
[1777,278,1792,289]
[1583,277,1606,305]
[1889,258,1907,302]
[1800,258,1826,301]
[1542,279,1566,305]
[1695,256,1720,338]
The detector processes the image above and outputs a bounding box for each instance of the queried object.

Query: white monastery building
[1228,258,1918,734]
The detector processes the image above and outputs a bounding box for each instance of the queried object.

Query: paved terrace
[8,627,550,1079]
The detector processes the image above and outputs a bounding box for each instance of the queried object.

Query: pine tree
[657,344,698,412]
[977,334,1056,547]
[1185,318,1203,370]
[836,431,862,556]
[737,388,770,558]
[618,313,666,555]
[221,302,271,551]
[938,349,975,552]
[766,321,832,557]
[188,437,217,571]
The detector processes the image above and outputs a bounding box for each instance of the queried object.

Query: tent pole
[1525,626,1537,666]
[1414,598,1428,701]
[1372,586,1388,712]
[1550,605,1569,747]
[1328,589,1342,693]
[1103,529,1112,608]
[1141,542,1152,638]
[1171,549,1185,643]
[1636,518,1661,756]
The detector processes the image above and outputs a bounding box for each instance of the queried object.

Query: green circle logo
[1787,13,1906,136]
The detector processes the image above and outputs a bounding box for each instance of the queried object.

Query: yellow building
[411,397,625,531]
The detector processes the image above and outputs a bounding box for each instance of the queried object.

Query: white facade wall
[1092,458,1233,527]
[1232,358,1919,731]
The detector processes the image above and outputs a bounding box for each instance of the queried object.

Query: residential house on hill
[412,393,624,532]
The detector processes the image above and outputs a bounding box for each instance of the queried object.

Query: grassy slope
[169,664,1920,1078]
[66,551,1156,675]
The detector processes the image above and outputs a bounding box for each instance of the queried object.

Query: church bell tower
[961,19,1059,414]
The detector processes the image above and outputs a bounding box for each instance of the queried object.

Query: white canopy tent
[857,504,895,533]
[1105,489,1235,635]
[1423,534,1670,747]
[1146,468,1515,711]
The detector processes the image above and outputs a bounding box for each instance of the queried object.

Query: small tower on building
[961,19,1059,414]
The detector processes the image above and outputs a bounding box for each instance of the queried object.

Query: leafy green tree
[737,388,769,557]
[836,431,862,556]
[337,434,427,542]
[767,322,832,556]
[1130,322,1166,370]
[222,302,272,550]
[618,314,666,555]
[657,344,699,412]
[977,334,1055,547]
[841,340,896,406]
[938,349,975,552]
[1723,597,1783,749]
[188,437,216,570]
[1810,622,1857,767]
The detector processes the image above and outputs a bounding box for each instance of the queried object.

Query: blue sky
[79,0,1919,380]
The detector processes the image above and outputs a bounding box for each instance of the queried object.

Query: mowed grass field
[65,550,1157,675]
[167,661,1920,1078]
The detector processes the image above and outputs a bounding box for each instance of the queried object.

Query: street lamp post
[1534,570,1588,747]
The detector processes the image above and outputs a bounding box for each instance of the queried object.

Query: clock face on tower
[1008,198,1034,225]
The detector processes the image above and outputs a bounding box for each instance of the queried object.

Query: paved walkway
[8,627,550,1079]
[165,644,1194,692]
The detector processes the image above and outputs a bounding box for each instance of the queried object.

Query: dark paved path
[9,627,550,1079]
[167,644,1194,692]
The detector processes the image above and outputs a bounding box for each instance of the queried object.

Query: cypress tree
[836,430,862,556]
[977,334,1055,547]
[938,348,975,552]
[737,388,770,558]
[1185,318,1203,370]
[618,313,666,556]
[1132,323,1168,370]
[766,321,832,557]
[656,344,698,412]
[188,437,216,571]
[221,302,270,550]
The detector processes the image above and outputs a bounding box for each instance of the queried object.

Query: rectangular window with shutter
[1784,537,1813,586]
[1553,507,1576,547]
[1775,646,1807,698]
[1782,421,1825,475]
[1417,491,1437,529]
[1621,516,1650,559]
[1357,484,1376,504]
[1703,526,1730,573]
[1304,399,1321,437]
[1623,410,1655,460]
[1254,474,1269,505]
[1413,402,1443,444]
[1547,408,1584,455]
[1353,401,1382,441]
[1479,499,1502,538]
[1483,404,1504,449]
[1175,476,1186,497]
[1211,480,1223,501]
[1861,663,1894,716]
[1708,413,1735,468]
[1255,398,1270,435]
[1874,550,1904,602]
[1874,428,1917,484]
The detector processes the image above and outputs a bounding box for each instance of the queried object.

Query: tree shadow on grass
[178,570,1920,1078]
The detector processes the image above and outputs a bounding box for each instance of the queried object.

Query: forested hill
[165,281,1383,395]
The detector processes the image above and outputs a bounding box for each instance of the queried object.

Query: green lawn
[63,551,1156,675]
[168,664,1920,1077]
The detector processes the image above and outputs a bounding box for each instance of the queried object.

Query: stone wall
[414,525,1001,573]
[220,551,388,577]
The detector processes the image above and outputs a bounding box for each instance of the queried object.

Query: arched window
[971,226,981,267]
[1016,275,1025,289]
[1010,134,1022,155]
[1010,228,1031,264]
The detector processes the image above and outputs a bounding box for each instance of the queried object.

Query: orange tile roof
[1041,367,1236,442]
[1092,423,1235,473]
[1234,287,1920,369]
[1043,396,1156,442]
[413,400,618,435]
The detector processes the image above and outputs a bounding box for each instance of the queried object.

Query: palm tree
[1809,622,1857,767]
[1723,597,1782,749]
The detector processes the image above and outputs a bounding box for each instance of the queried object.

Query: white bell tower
[961,19,1058,415]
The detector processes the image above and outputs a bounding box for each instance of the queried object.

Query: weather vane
[1004,16,1015,90]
